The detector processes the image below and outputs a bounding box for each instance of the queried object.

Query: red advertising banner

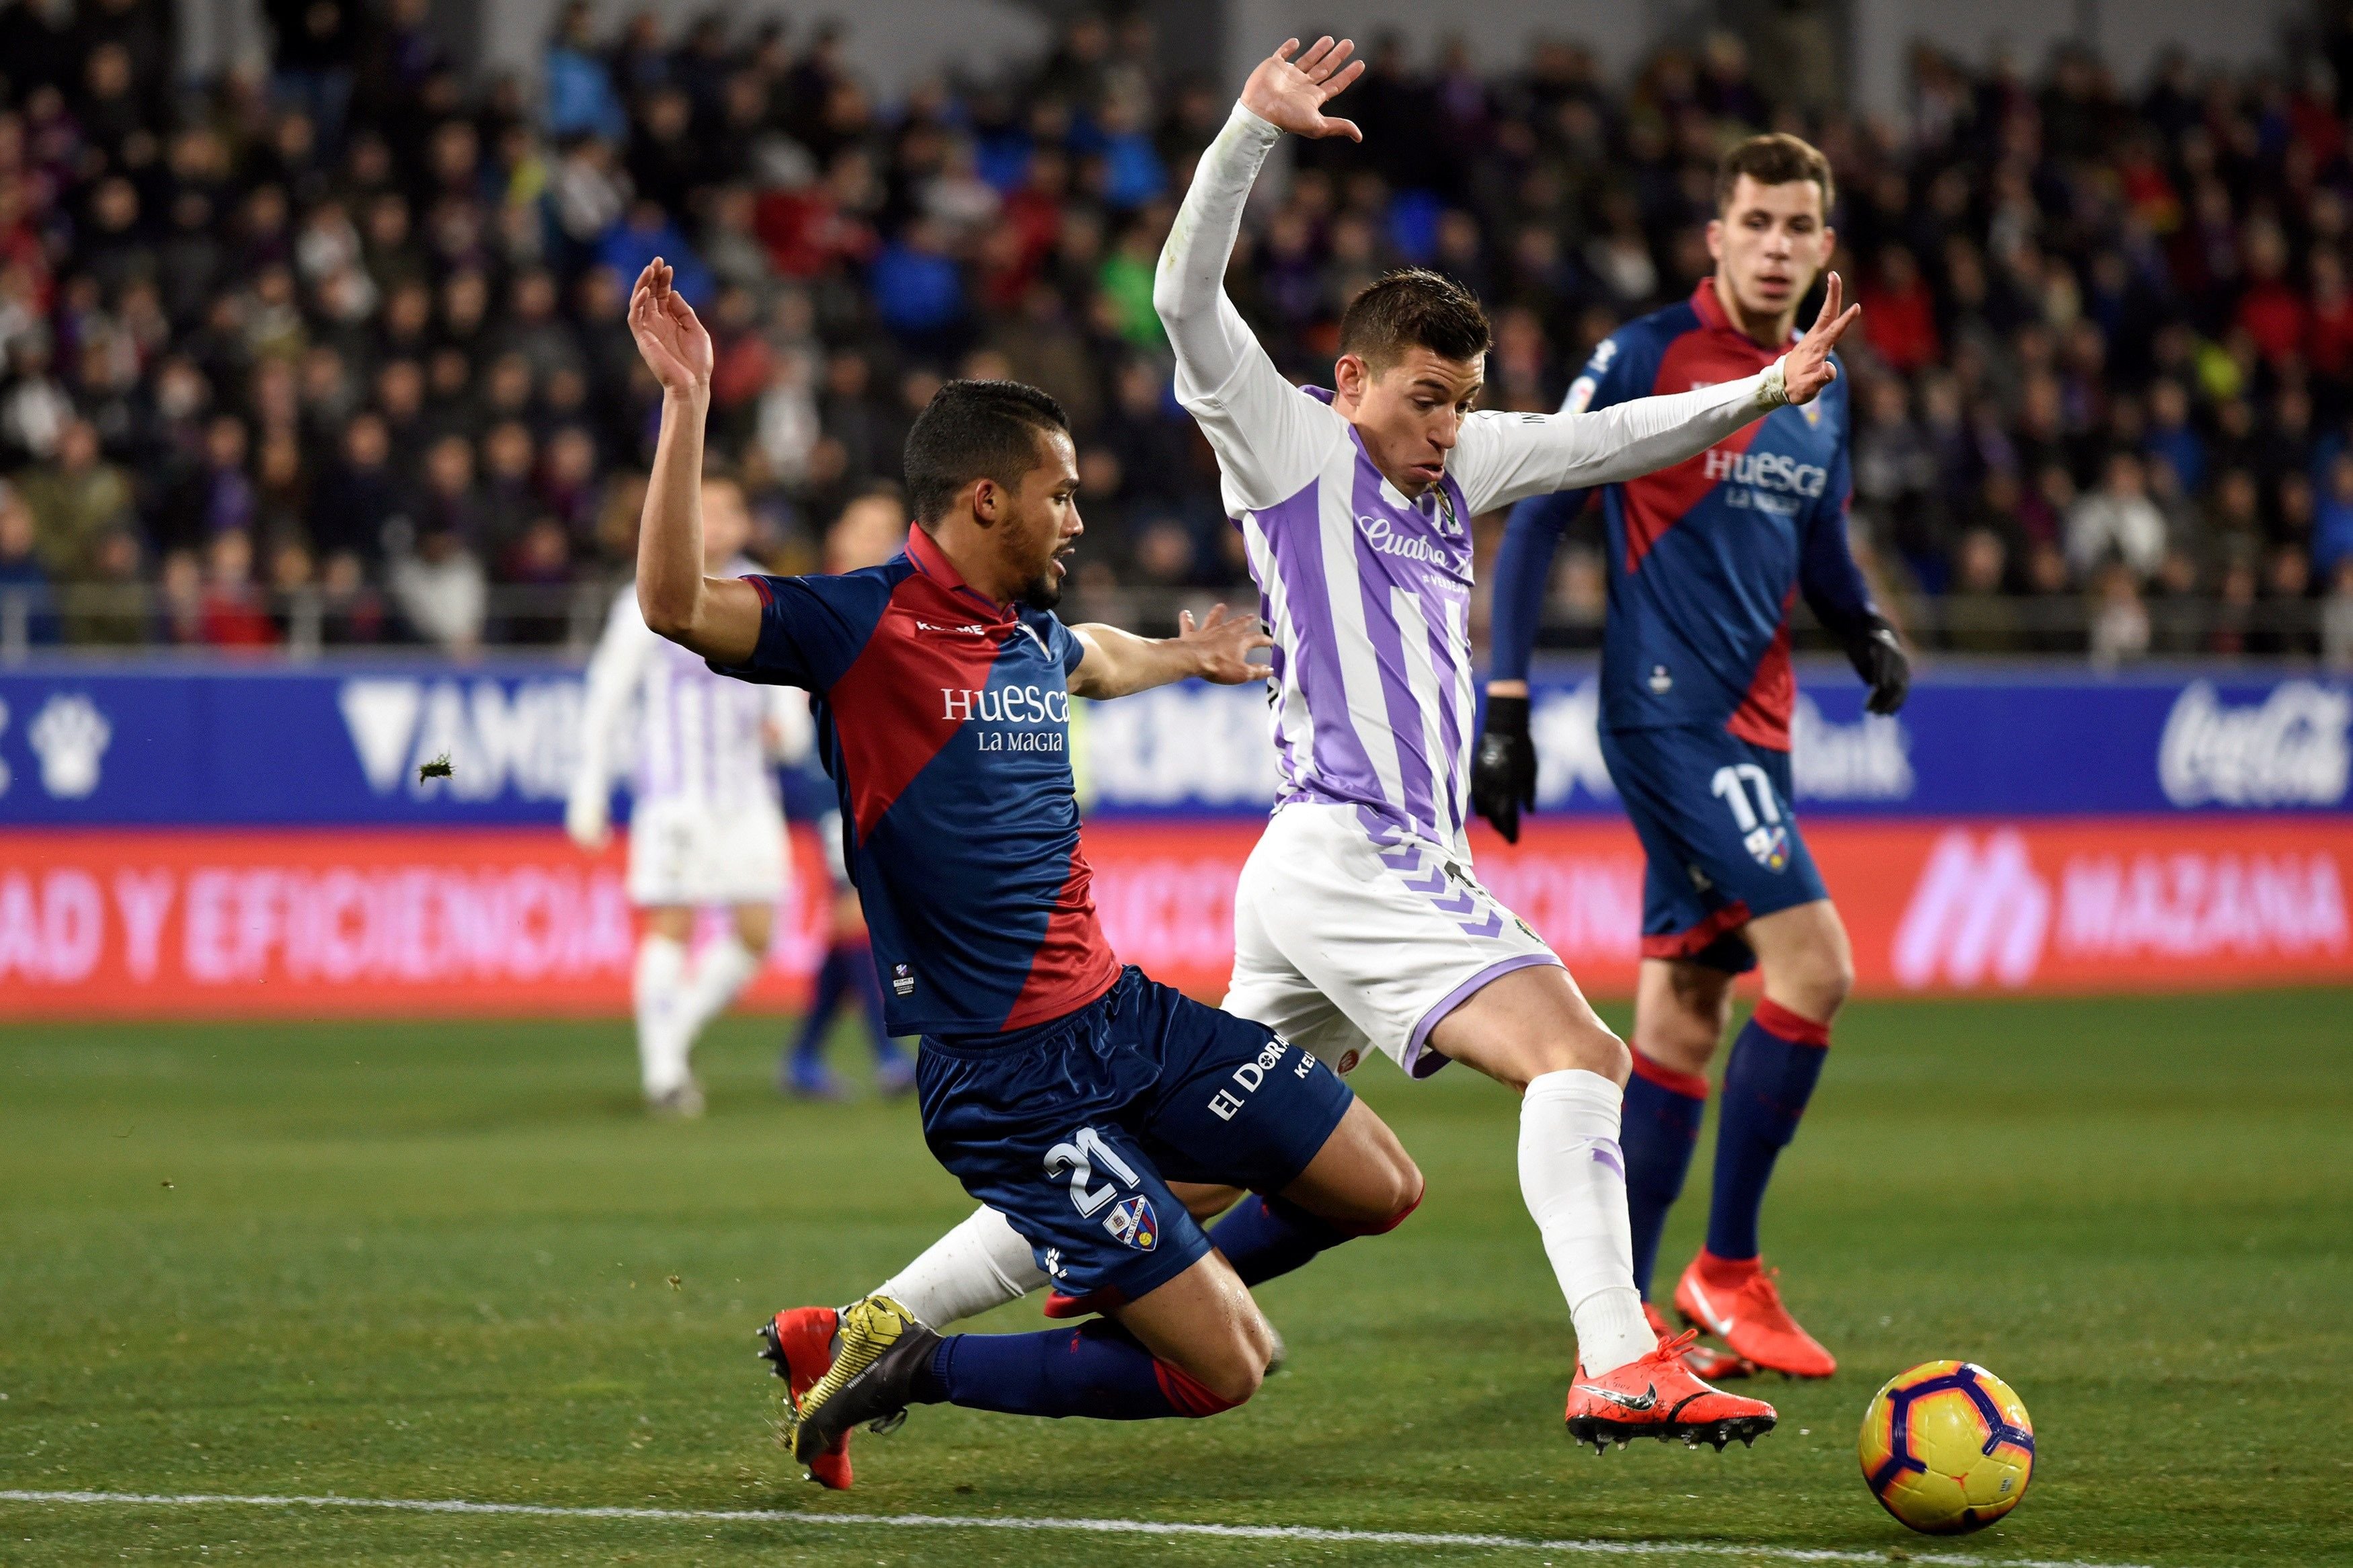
[1,819,2347,1018]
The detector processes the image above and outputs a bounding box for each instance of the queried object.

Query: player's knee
[1179,1320,1271,1409]
[1771,944,1852,1022]
[1330,1151,1423,1232]
[1379,1155,1424,1226]
[1553,1020,1631,1088]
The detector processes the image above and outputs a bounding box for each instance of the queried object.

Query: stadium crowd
[1,0,2352,665]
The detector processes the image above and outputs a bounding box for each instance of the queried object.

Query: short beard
[1018,572,1062,612]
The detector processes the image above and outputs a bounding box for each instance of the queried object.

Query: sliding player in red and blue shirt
[1475,136,1910,1380]
[621,259,1424,1483]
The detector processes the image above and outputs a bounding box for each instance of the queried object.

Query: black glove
[1471,693,1538,843]
[1844,615,1911,715]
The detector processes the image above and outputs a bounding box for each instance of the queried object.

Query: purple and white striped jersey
[1159,102,1792,853]
[573,567,810,815]
[1234,393,1515,849]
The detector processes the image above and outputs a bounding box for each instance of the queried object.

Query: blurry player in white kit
[568,474,810,1115]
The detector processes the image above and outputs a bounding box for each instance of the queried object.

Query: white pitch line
[0,1489,2153,1568]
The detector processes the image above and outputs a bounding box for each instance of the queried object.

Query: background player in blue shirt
[621,257,1425,1482]
[1474,136,1911,1382]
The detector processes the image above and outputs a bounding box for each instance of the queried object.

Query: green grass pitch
[2,991,2348,1567]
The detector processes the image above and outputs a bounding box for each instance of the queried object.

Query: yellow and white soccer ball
[1858,1360,2036,1534]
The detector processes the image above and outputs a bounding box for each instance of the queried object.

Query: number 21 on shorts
[1045,1128,1160,1253]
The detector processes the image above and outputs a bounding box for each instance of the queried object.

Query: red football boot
[1674,1253,1837,1379]
[1564,1329,1778,1451]
[1646,1299,1753,1380]
[756,1307,853,1488]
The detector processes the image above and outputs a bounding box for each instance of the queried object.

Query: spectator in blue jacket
[543,1,627,142]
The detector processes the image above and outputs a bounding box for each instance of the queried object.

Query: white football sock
[678,935,762,1050]
[1520,1068,1655,1377]
[633,934,690,1096]
[875,1205,1045,1329]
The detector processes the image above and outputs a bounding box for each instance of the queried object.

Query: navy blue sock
[1205,1195,1351,1287]
[847,944,906,1064]
[909,1320,1232,1419]
[1621,1052,1708,1299]
[788,947,850,1077]
[1705,1000,1830,1263]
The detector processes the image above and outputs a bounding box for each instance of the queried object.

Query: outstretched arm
[1069,604,1273,700]
[629,258,763,665]
[1455,276,1861,515]
[1154,38,1361,509]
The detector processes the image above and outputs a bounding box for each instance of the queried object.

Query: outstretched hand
[1240,36,1365,142]
[1779,271,1861,407]
[629,258,713,397]
[1181,604,1275,684]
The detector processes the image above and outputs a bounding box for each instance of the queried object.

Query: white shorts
[625,796,789,908]
[1224,802,1560,1079]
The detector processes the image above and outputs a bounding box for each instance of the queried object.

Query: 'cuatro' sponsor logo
[1356,513,1469,571]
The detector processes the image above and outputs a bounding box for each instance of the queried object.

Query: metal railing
[1,581,2348,669]
[0,581,619,663]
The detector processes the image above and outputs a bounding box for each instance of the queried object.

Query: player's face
[996,429,1083,611]
[1341,347,1484,498]
[701,480,752,565]
[1708,175,1834,326]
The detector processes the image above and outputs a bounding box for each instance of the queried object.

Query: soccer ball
[1857,1360,2036,1534]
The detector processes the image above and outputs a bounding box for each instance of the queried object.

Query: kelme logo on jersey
[1702,446,1829,497]
[1103,1194,1158,1251]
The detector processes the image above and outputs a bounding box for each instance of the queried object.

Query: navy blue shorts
[916,966,1356,1301]
[1598,725,1829,975]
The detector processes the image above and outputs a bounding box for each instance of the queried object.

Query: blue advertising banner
[0,657,2346,825]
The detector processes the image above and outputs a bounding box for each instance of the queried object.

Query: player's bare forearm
[634,389,762,665]
[627,259,761,666]
[1069,606,1271,699]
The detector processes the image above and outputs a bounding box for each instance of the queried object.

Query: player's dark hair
[902,379,1071,526]
[1716,133,1835,216]
[1337,267,1492,371]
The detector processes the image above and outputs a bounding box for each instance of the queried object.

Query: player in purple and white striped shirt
[1152,38,1856,1447]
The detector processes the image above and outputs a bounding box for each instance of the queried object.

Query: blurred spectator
[157,415,257,554]
[2254,545,2317,657]
[543,2,627,143]
[0,480,58,645]
[2087,561,2151,668]
[389,526,487,652]
[2317,452,2353,577]
[65,528,149,645]
[2066,451,2167,579]
[1941,528,2020,653]
[200,530,279,648]
[19,419,132,581]
[2324,559,2353,671]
